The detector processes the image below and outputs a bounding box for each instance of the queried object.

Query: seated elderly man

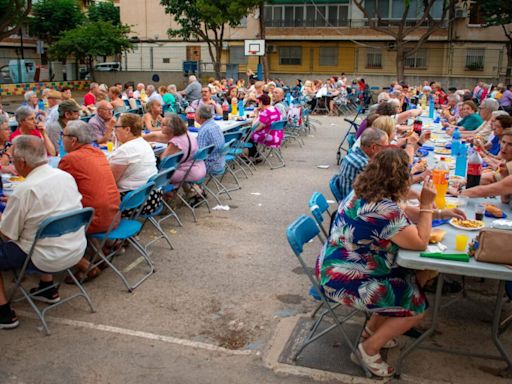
[195,105,226,174]
[146,84,163,105]
[11,106,56,156]
[336,128,389,201]
[59,120,120,283]
[46,100,81,151]
[0,136,86,329]
[458,98,499,140]
[190,87,222,115]
[181,75,202,103]
[272,87,288,118]
[133,83,146,100]
[46,90,62,123]
[89,100,116,144]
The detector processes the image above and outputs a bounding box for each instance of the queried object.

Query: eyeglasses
[60,132,76,138]
[98,107,114,112]
[114,125,125,129]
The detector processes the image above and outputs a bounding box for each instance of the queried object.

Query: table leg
[395,273,444,377]
[492,280,512,371]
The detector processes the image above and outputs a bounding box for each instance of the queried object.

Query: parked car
[94,62,121,72]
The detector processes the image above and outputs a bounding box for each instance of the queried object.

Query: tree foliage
[88,0,121,25]
[353,0,454,81]
[0,0,32,41]
[478,0,512,82]
[49,21,132,71]
[160,0,264,78]
[29,0,85,43]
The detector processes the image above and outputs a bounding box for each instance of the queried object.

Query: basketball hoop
[249,50,257,55]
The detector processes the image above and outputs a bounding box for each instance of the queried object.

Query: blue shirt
[489,135,500,156]
[337,146,369,201]
[197,119,225,173]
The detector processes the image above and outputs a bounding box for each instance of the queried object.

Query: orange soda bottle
[432,157,449,209]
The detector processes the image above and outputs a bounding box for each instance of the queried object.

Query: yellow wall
[268,42,356,74]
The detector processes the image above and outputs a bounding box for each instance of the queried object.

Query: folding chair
[178,145,215,222]
[259,120,286,170]
[9,208,95,335]
[158,152,185,227]
[286,215,370,377]
[230,126,256,175]
[329,174,343,203]
[89,182,156,292]
[140,168,177,253]
[206,139,241,203]
[308,192,332,239]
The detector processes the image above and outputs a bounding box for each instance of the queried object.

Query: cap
[58,100,81,116]
[47,90,62,99]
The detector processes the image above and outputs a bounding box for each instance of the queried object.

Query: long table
[395,116,512,377]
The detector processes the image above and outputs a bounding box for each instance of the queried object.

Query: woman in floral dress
[247,94,282,160]
[316,148,437,377]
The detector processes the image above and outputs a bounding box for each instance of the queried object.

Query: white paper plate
[449,218,485,231]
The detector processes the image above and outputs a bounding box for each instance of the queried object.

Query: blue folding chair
[158,151,184,227]
[286,215,370,376]
[80,115,93,123]
[308,192,332,239]
[206,139,240,204]
[329,174,343,203]
[259,120,286,170]
[178,145,215,222]
[89,182,155,292]
[140,168,178,252]
[9,208,95,335]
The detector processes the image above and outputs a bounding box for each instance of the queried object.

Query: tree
[88,0,121,25]
[353,0,454,81]
[0,0,32,41]
[478,0,512,83]
[29,0,85,44]
[160,0,264,78]
[49,21,132,79]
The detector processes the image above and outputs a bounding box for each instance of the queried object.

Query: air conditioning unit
[387,42,396,50]
[222,42,229,50]
[266,44,278,54]
[455,7,468,19]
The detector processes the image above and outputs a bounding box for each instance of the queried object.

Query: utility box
[8,59,36,83]
[183,61,198,76]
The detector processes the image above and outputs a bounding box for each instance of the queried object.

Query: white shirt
[47,105,59,123]
[109,137,157,192]
[0,164,86,272]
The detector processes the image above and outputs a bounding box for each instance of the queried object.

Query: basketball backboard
[244,40,265,56]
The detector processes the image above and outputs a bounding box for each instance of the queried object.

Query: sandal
[64,267,101,285]
[362,325,399,349]
[350,343,395,377]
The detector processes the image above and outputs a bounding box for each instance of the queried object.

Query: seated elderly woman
[109,86,127,114]
[475,113,511,157]
[247,94,282,160]
[0,114,13,166]
[444,100,483,133]
[11,106,56,156]
[143,99,163,131]
[109,113,159,215]
[316,148,438,377]
[159,113,206,196]
[456,98,499,140]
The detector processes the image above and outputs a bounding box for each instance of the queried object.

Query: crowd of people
[0,73,511,381]
[322,78,512,377]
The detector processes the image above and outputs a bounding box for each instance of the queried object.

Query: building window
[229,46,248,65]
[237,16,247,28]
[279,46,302,66]
[162,58,170,64]
[319,47,338,66]
[264,4,349,27]
[365,0,443,20]
[465,48,485,70]
[404,49,427,68]
[469,2,484,25]
[366,48,382,68]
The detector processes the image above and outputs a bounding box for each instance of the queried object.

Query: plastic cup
[107,141,114,152]
[455,234,469,252]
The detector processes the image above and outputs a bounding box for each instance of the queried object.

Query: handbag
[474,228,512,265]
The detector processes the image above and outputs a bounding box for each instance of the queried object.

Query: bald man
[88,100,116,144]
[272,87,288,118]
[181,75,202,102]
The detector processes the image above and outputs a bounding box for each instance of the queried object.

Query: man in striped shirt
[337,128,389,201]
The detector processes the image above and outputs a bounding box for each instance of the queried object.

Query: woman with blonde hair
[143,99,163,131]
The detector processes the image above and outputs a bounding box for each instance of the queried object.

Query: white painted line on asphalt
[16,310,254,356]
[123,256,144,272]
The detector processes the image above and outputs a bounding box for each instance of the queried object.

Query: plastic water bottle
[421,94,427,109]
[38,99,45,111]
[231,97,238,116]
[186,106,195,127]
[466,145,483,189]
[455,141,468,177]
[222,100,229,121]
[451,127,461,156]
[58,137,67,157]
[428,97,434,119]
[285,92,292,106]
[432,157,449,209]
[238,99,245,117]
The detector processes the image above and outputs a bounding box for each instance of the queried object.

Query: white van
[94,62,121,71]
